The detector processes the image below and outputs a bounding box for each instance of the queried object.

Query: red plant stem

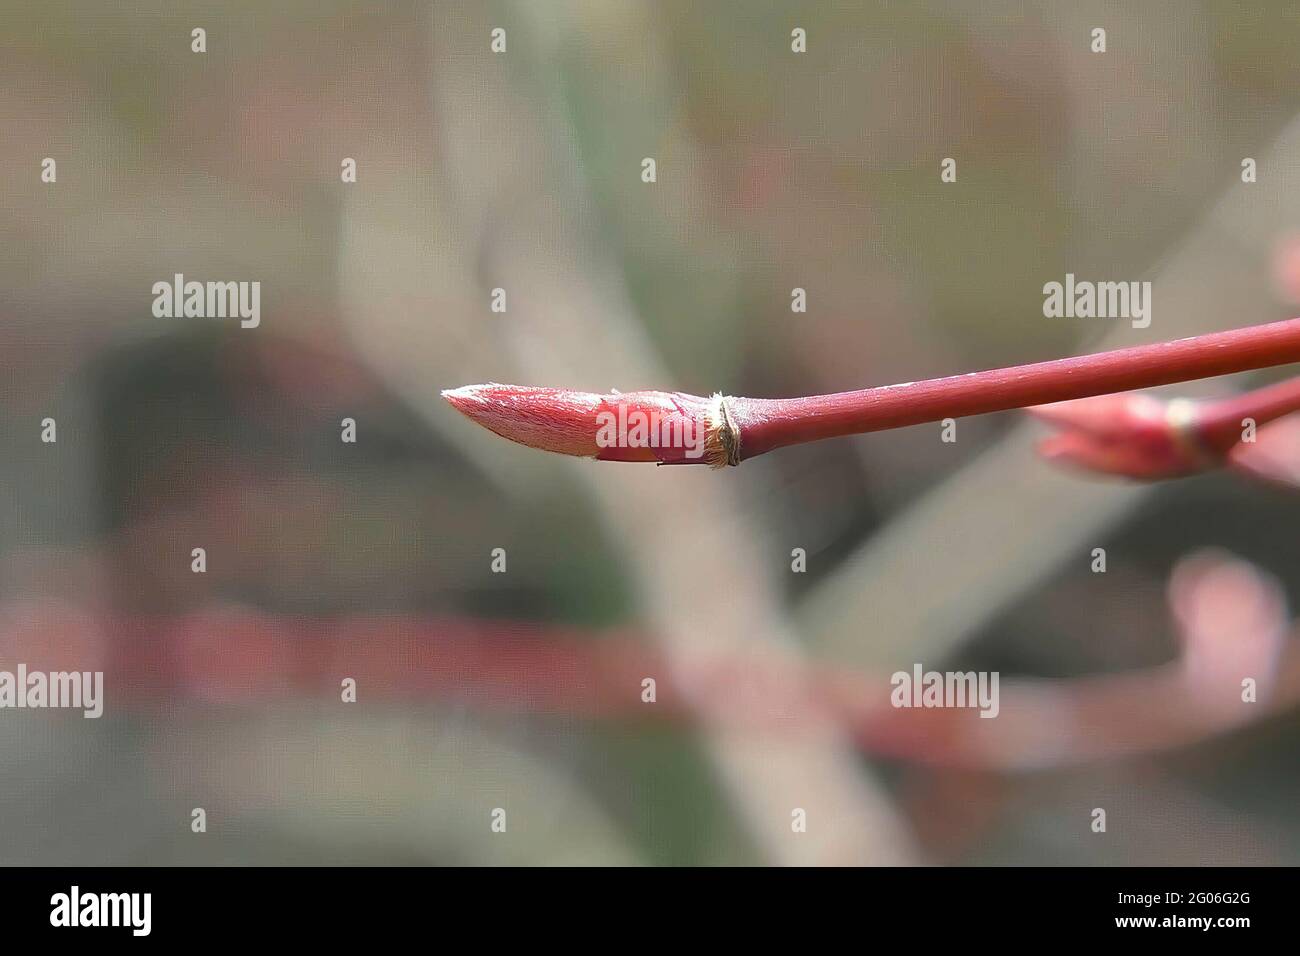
[735,317,1300,460]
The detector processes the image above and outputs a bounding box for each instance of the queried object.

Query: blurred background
[2,0,1300,865]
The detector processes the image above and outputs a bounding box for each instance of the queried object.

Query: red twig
[445,317,1300,466]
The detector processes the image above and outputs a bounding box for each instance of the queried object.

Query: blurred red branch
[3,551,1294,770]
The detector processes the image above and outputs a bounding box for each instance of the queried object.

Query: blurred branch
[7,545,1294,772]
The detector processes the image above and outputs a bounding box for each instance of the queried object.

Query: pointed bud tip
[442,383,510,404]
[440,385,475,406]
[441,382,609,458]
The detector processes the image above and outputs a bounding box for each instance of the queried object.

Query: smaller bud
[1027,393,1218,480]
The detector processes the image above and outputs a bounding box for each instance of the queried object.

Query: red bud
[1027,393,1217,479]
[443,384,727,465]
